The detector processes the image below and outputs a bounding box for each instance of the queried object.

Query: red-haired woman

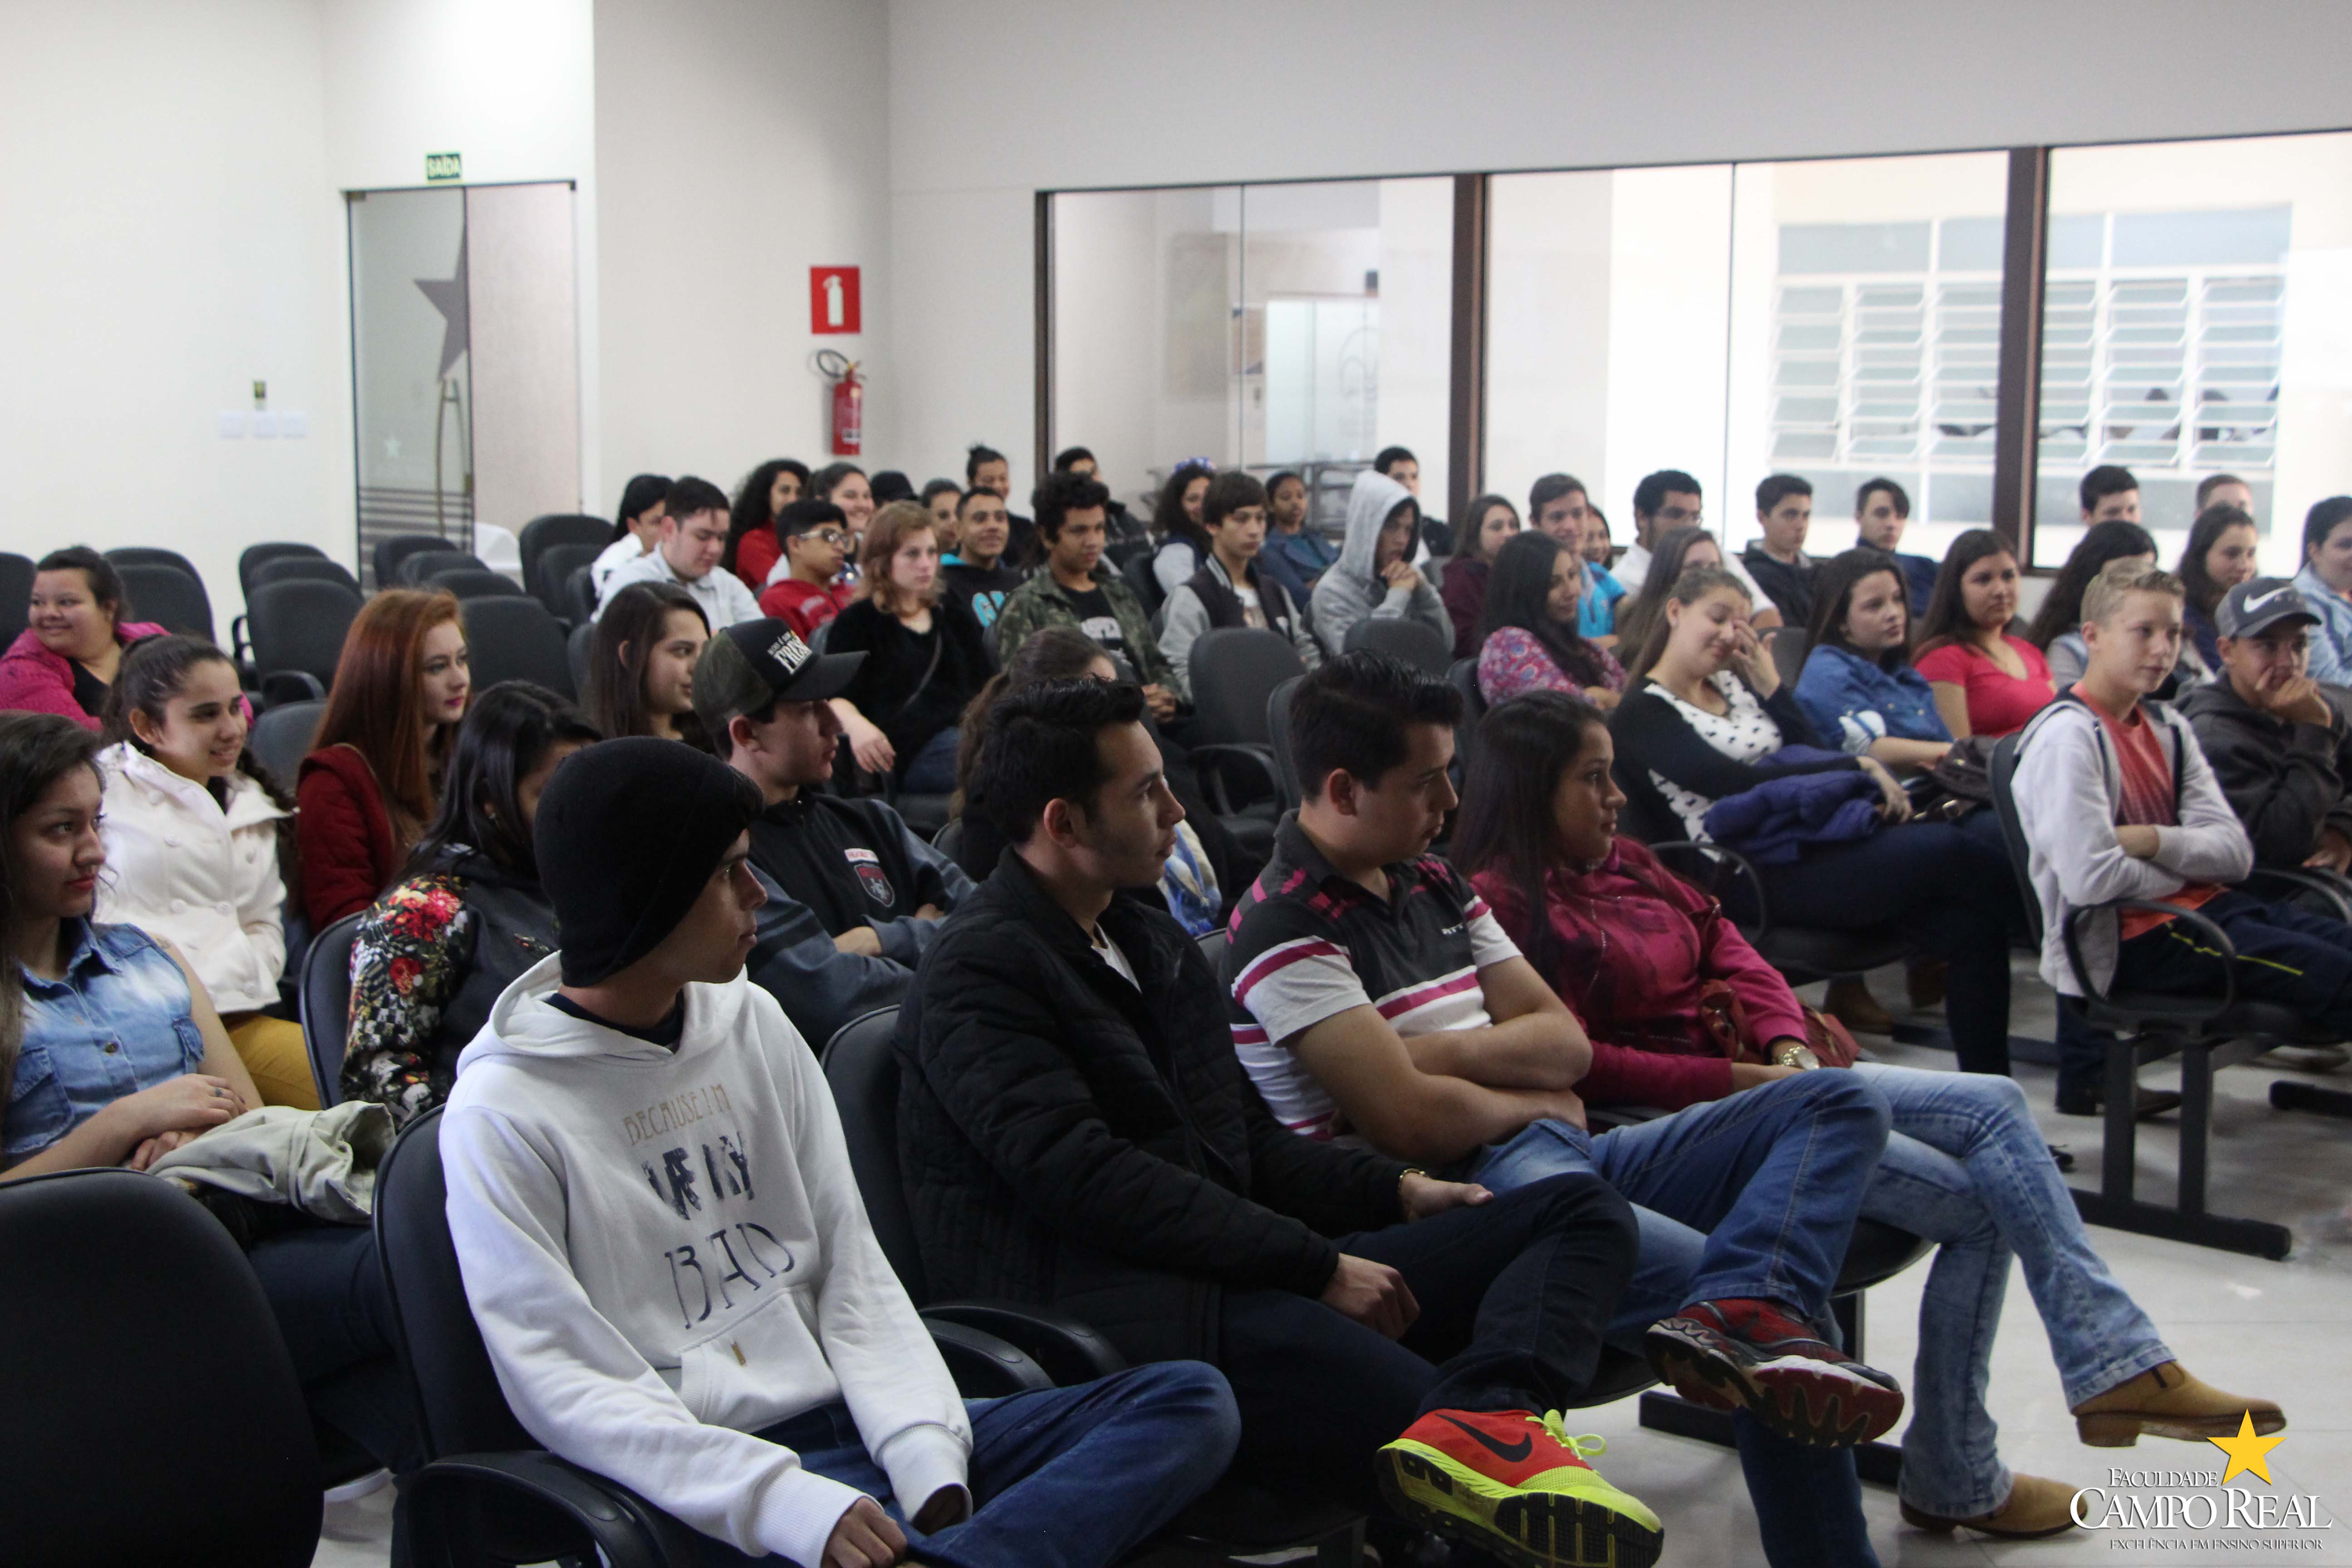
[825,501,993,793]
[295,589,471,926]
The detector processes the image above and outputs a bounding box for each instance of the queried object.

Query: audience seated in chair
[824,502,995,796]
[1437,492,1521,661]
[1157,470,1321,703]
[296,590,471,927]
[754,498,858,642]
[582,581,710,749]
[589,473,671,604]
[1230,653,1905,1565]
[898,677,1662,1568]
[1912,529,2053,740]
[2028,520,2161,692]
[595,474,761,629]
[1149,460,1215,601]
[808,461,876,586]
[963,443,1040,569]
[723,456,809,592]
[95,634,311,1109]
[2290,495,2352,684]
[436,737,1238,1568]
[342,682,595,1126]
[938,487,1026,637]
[1476,530,1627,710]
[994,470,1182,720]
[1738,475,1820,629]
[0,712,416,1475]
[1458,688,2283,1547]
[0,547,168,729]
[1610,470,1782,630]
[696,618,977,1049]
[1853,478,1940,617]
[1259,469,1333,603]
[1792,548,1955,772]
[1310,469,1453,660]
[2175,501,2261,676]
[1530,475,1624,647]
[1610,564,2023,1073]
[1611,526,1725,665]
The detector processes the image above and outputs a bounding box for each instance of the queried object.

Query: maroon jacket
[296,745,400,927]
[0,623,169,729]
[1440,558,1490,662]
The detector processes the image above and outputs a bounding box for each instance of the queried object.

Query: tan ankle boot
[2073,1362,2286,1446]
[1901,1475,2078,1539]
[1822,977,1894,1035]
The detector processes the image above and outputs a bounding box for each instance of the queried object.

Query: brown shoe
[2072,1362,2286,1446]
[1906,956,1947,1010]
[1901,1475,2078,1540]
[1822,978,1894,1035]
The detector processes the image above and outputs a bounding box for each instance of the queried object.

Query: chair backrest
[1266,674,1305,812]
[116,562,215,640]
[519,514,612,594]
[1769,625,1809,690]
[0,1169,322,1566]
[1342,615,1450,676]
[373,1107,542,1459]
[399,549,486,587]
[1987,730,2045,944]
[534,542,604,618]
[562,561,598,623]
[817,1008,930,1302]
[1187,627,1308,748]
[462,595,574,698]
[238,542,327,597]
[373,533,457,592]
[251,556,361,596]
[565,618,595,694]
[431,567,531,601]
[106,545,203,580]
[247,579,362,693]
[248,697,326,795]
[931,815,966,862]
[0,551,33,646]
[1120,549,1165,615]
[299,911,363,1109]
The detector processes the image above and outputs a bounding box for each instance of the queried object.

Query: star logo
[414,232,470,381]
[2208,1410,2287,1485]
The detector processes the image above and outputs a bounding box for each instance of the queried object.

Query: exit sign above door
[810,266,861,334]
[425,151,462,182]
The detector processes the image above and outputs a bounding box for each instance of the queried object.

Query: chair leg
[2101,1034,2139,1205]
[2177,1044,2213,1219]
[1315,1517,1365,1566]
[2271,1079,2352,1118]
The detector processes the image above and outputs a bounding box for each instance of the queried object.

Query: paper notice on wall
[218,411,247,438]
[2284,248,2352,392]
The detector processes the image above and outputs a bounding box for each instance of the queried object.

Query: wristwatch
[1773,1042,1823,1071]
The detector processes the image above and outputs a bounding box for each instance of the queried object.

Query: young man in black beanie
[438,737,1240,1568]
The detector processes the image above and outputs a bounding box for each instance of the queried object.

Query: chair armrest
[2243,865,2352,923]
[921,1300,1128,1385]
[2063,899,2239,1020]
[258,670,326,707]
[1645,839,1772,941]
[922,1317,1054,1396]
[398,1450,703,1568]
[1186,744,1279,816]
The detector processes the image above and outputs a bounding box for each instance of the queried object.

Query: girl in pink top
[1910,529,2054,738]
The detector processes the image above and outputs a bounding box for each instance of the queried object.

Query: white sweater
[2012,696,2253,996]
[93,743,290,1014]
[441,956,970,1564]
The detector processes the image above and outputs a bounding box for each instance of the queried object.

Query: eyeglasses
[808,530,849,548]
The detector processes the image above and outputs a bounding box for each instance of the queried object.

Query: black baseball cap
[2215,578,2319,640]
[693,618,864,737]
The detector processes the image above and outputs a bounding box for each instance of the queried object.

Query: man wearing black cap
[438,737,1240,1568]
[696,619,975,1047]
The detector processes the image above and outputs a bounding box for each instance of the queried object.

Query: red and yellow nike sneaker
[1377,1408,1662,1568]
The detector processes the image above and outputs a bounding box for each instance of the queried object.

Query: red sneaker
[1377,1407,1662,1568]
[1646,1297,1904,1446]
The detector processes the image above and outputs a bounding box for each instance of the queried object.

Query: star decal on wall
[415,231,470,381]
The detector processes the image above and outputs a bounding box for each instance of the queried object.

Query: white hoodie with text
[441,954,970,1564]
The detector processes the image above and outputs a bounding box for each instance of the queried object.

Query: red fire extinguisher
[819,350,862,456]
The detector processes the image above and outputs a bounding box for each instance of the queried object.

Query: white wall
[888,0,2352,515]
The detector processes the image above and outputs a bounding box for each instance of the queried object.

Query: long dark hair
[724,458,810,573]
[1481,531,1610,687]
[584,583,709,747]
[1804,548,1911,672]
[101,633,287,795]
[1913,529,2017,660]
[2178,504,2257,618]
[953,625,1107,810]
[1453,495,1519,562]
[1154,461,1216,556]
[1617,527,1721,658]
[1452,691,1616,978]
[406,682,601,881]
[0,713,106,1106]
[2026,520,2159,649]
[610,474,670,544]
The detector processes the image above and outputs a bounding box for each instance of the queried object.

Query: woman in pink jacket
[0,547,165,728]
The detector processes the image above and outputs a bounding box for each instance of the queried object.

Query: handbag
[1691,977,1861,1069]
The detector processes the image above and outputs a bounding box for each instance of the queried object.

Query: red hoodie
[0,623,169,729]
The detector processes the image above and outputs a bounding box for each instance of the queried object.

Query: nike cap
[2216,578,2319,640]
[693,617,865,739]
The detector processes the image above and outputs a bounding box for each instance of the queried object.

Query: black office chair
[1342,616,1450,676]
[518,514,612,598]
[247,578,362,704]
[1987,730,2344,1259]
[107,544,205,580]
[299,911,363,1109]
[1644,837,1912,989]
[1120,549,1166,617]
[565,619,596,695]
[400,549,488,587]
[431,567,531,602]
[117,561,215,639]
[0,550,32,646]
[251,555,362,595]
[0,1169,323,1566]
[534,541,604,620]
[374,533,460,592]
[819,1009,1367,1565]
[249,697,326,794]
[931,816,965,860]
[1185,628,1306,817]
[461,595,575,698]
[562,561,598,623]
[239,542,328,598]
[1768,625,1810,690]
[1266,675,1305,814]
[374,1106,1049,1567]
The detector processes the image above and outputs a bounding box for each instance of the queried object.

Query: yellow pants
[224,1011,319,1111]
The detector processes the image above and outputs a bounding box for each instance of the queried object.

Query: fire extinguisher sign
[809,267,861,334]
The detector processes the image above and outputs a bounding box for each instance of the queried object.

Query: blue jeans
[1850,1063,2170,1520]
[691,1362,1239,1568]
[899,727,962,794]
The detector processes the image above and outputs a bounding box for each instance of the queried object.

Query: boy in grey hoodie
[439,738,1238,1568]
[1309,469,1453,659]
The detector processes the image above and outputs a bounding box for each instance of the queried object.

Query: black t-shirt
[547,992,687,1048]
[826,597,994,774]
[941,559,1028,637]
[1063,586,1128,657]
[69,659,110,720]
[747,792,946,937]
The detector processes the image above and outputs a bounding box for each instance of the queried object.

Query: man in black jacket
[899,679,1659,1568]
[696,618,975,1049]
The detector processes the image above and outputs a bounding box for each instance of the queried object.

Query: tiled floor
[313,962,2352,1566]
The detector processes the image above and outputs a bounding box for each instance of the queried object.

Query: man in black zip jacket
[897,678,1660,1567]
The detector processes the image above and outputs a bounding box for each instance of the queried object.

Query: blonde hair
[859,501,940,616]
[2080,559,2184,629]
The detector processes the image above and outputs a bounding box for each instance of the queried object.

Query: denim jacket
[6,921,204,1163]
[1793,643,1952,755]
[2294,566,2352,686]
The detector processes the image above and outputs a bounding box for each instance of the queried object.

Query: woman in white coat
[94,634,313,1107]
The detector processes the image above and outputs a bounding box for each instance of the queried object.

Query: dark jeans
[1749,821,2020,1075]
[1215,1171,1637,1516]
[900,728,963,794]
[242,1219,421,1473]
[2114,890,2352,1026]
[690,1363,1239,1568]
[1737,1417,1879,1567]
